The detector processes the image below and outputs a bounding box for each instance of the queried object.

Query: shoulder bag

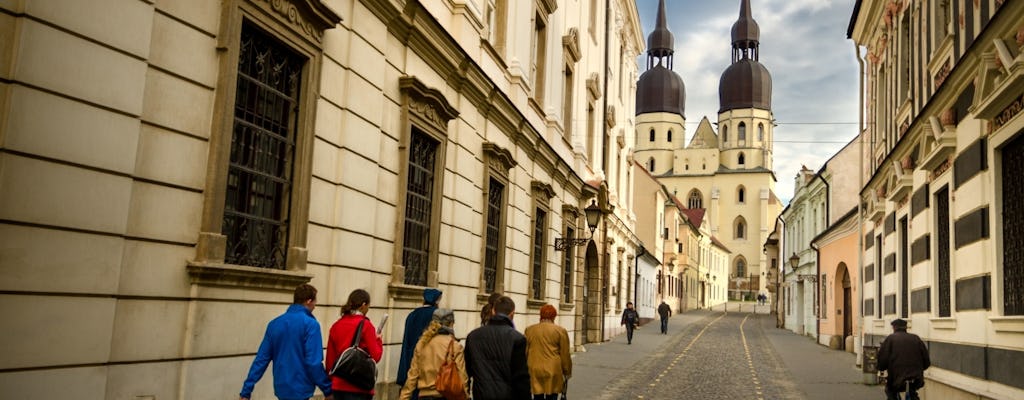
[329,318,377,390]
[434,337,467,400]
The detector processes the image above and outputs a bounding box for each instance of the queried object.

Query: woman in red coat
[326,289,383,400]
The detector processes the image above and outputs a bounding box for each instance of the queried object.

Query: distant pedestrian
[524,305,572,400]
[239,284,333,400]
[326,289,384,400]
[397,288,443,400]
[465,296,530,399]
[620,302,639,345]
[399,308,468,400]
[480,292,503,325]
[878,319,930,400]
[657,301,672,334]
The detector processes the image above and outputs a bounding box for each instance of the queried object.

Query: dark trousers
[660,317,668,333]
[625,324,635,343]
[533,394,560,400]
[334,392,373,400]
[885,380,921,400]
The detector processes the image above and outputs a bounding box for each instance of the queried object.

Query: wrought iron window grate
[531,208,547,300]
[484,178,504,293]
[937,186,951,317]
[563,226,575,302]
[402,129,438,286]
[223,23,305,269]
[1003,135,1024,315]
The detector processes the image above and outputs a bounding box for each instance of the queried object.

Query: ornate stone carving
[586,74,601,99]
[563,28,581,62]
[483,142,517,176]
[940,108,956,126]
[400,76,460,130]
[531,181,556,201]
[252,0,341,44]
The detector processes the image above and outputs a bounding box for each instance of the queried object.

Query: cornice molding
[399,76,460,130]
[250,0,342,44]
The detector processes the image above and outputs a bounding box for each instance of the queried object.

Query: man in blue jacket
[240,284,333,400]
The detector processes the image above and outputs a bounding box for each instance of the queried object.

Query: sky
[633,0,862,204]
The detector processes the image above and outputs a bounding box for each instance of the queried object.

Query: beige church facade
[633,0,782,301]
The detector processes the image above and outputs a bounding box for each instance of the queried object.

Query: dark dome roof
[647,0,673,57]
[637,65,685,116]
[731,0,759,46]
[719,59,772,112]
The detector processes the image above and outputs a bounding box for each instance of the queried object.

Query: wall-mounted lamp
[554,200,603,251]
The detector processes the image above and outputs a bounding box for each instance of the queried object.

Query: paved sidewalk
[567,310,883,399]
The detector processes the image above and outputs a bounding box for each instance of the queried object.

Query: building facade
[781,166,828,337]
[0,0,644,398]
[633,0,782,303]
[850,0,1024,398]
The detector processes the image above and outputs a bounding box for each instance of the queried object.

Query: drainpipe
[599,0,611,342]
[777,214,787,329]
[853,40,866,367]
[635,245,644,309]
[814,174,829,341]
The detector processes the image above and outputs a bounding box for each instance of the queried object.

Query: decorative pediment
[974,37,1024,133]
[400,76,460,131]
[867,193,886,221]
[586,74,601,100]
[605,105,616,128]
[563,28,581,63]
[532,181,556,202]
[919,113,957,170]
[536,0,558,15]
[888,157,914,201]
[562,204,581,218]
[483,142,517,177]
[250,0,342,44]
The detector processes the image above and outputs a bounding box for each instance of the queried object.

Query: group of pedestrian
[240,285,571,400]
[756,293,768,305]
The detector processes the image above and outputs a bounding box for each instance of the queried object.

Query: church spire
[730,0,761,62]
[646,0,674,68]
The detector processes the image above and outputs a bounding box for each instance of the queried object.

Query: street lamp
[555,200,603,250]
[789,253,800,271]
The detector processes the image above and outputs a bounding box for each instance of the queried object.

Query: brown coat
[399,332,469,400]
[524,321,572,395]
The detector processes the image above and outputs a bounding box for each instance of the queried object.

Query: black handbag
[329,318,377,390]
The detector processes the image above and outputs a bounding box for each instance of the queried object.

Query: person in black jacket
[877,319,930,400]
[620,302,639,344]
[465,296,530,400]
[657,301,672,334]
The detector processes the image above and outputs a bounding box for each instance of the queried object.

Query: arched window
[721,125,728,142]
[649,129,655,142]
[737,186,746,203]
[667,129,673,142]
[758,123,764,141]
[738,122,746,144]
[648,157,655,172]
[736,258,746,277]
[738,152,746,165]
[688,189,703,209]
[735,216,747,239]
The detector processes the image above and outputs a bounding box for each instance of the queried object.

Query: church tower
[633,0,684,176]
[633,0,782,300]
[718,0,774,172]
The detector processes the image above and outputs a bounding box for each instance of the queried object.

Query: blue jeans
[660,317,668,333]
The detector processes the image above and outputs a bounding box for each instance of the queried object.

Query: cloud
[634,0,860,204]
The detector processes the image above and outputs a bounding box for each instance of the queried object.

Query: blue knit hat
[423,288,442,304]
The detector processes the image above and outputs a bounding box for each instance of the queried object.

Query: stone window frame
[647,157,655,172]
[560,204,582,308]
[562,28,581,141]
[688,189,703,209]
[527,181,556,308]
[479,143,517,299]
[529,0,557,105]
[735,256,747,278]
[388,77,459,301]
[758,123,765,142]
[187,0,341,290]
[722,124,729,144]
[738,122,747,145]
[735,216,747,240]
[483,0,509,58]
[738,152,746,166]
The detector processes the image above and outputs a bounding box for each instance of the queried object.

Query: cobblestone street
[569,310,881,400]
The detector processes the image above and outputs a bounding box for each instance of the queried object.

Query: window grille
[402,130,439,286]
[223,23,305,269]
[1002,135,1024,315]
[562,226,575,302]
[532,208,548,299]
[936,186,951,317]
[484,178,504,293]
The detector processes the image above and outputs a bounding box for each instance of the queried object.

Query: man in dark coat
[465,296,530,400]
[657,301,672,334]
[620,302,640,344]
[877,319,930,400]
[396,288,442,399]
